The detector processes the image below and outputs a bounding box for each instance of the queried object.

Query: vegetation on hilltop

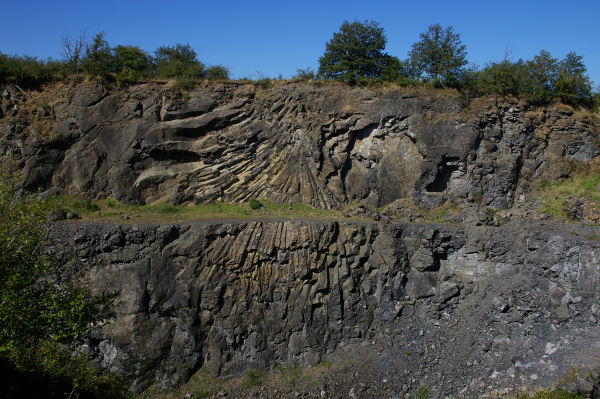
[0,21,597,107]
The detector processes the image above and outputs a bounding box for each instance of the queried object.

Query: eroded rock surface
[48,220,600,397]
[2,82,598,209]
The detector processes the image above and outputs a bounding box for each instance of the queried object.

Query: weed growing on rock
[243,368,264,387]
[410,384,431,399]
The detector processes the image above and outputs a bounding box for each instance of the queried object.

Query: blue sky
[2,0,599,86]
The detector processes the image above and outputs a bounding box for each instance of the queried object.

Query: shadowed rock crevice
[425,155,460,192]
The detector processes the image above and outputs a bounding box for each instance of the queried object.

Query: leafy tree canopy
[154,43,205,79]
[409,23,468,86]
[81,32,114,77]
[318,20,388,84]
[205,64,230,80]
[113,45,152,83]
[555,51,592,104]
[525,49,559,103]
[478,55,529,96]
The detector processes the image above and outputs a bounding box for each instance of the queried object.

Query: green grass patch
[243,368,264,388]
[410,384,431,399]
[45,195,340,222]
[274,362,303,386]
[538,172,600,219]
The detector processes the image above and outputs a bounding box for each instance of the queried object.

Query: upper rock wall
[1,82,598,209]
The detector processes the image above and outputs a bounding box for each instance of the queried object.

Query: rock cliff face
[48,220,600,397]
[4,82,600,397]
[1,81,598,209]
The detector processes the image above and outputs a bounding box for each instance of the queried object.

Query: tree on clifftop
[555,51,593,104]
[154,43,205,79]
[318,20,388,84]
[409,24,468,87]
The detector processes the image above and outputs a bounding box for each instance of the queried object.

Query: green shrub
[154,43,204,80]
[0,53,62,87]
[478,58,529,96]
[205,65,230,80]
[293,67,315,81]
[81,32,115,78]
[243,368,263,387]
[248,198,262,210]
[113,45,152,83]
[410,384,431,399]
[256,78,272,89]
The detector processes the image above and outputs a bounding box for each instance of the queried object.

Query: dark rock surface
[48,219,600,397]
[1,82,598,209]
[5,81,600,397]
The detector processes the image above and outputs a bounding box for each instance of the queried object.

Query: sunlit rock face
[6,81,600,397]
[2,81,597,209]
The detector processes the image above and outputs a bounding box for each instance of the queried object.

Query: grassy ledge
[45,195,343,222]
[538,170,600,220]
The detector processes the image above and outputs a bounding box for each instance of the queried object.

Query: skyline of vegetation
[0,21,597,107]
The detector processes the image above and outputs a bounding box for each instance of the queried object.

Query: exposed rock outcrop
[2,82,598,209]
[48,219,600,397]
[5,81,600,397]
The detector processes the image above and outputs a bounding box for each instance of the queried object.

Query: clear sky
[1,0,598,86]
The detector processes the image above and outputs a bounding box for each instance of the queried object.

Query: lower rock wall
[48,220,600,397]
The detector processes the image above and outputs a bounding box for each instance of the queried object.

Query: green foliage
[0,162,124,398]
[256,77,272,89]
[378,55,402,82]
[476,49,593,104]
[154,43,205,80]
[81,32,115,78]
[46,195,337,222]
[555,52,593,105]
[0,167,99,349]
[205,65,230,80]
[0,53,62,87]
[293,67,315,81]
[318,20,388,84]
[113,45,152,83]
[409,24,468,87]
[243,368,264,387]
[0,341,130,399]
[526,49,559,104]
[275,362,303,386]
[3,29,597,109]
[478,57,529,96]
[248,198,263,210]
[410,384,431,399]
